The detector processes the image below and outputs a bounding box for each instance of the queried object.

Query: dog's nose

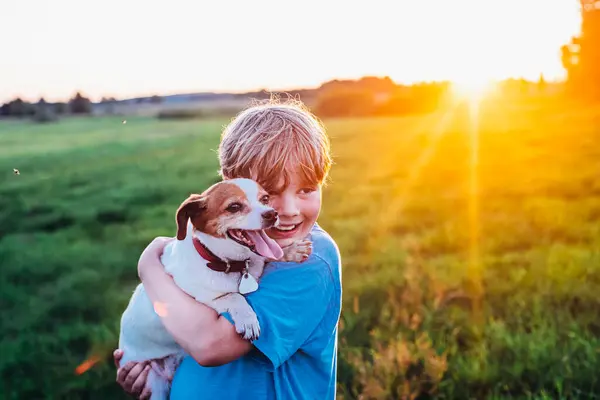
[262,209,278,222]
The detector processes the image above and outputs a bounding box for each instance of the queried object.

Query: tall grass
[1,96,600,398]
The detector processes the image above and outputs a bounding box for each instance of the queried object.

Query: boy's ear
[176,194,207,240]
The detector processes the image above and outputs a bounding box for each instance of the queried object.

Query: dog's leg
[209,293,260,341]
[281,239,312,262]
[146,353,184,400]
[163,353,184,382]
[147,366,170,400]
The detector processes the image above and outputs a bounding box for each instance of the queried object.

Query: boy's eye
[299,188,316,194]
[260,195,270,205]
[226,203,243,213]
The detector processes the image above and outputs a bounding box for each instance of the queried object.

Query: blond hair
[218,98,332,193]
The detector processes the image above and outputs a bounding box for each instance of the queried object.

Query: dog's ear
[176,194,207,240]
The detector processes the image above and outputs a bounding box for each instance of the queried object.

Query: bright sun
[451,75,495,101]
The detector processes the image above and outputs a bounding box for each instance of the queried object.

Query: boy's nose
[275,195,299,217]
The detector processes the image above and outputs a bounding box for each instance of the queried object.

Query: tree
[0,103,9,116]
[69,92,92,114]
[3,98,33,117]
[314,88,376,117]
[563,1,600,100]
[100,96,118,115]
[537,73,547,93]
[33,97,57,123]
[54,102,68,114]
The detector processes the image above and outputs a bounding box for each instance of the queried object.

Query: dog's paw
[281,239,312,263]
[232,311,261,341]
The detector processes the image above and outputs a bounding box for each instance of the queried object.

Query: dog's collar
[192,237,249,274]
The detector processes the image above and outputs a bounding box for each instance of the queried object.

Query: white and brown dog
[118,178,311,399]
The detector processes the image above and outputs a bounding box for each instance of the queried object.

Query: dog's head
[176,178,284,260]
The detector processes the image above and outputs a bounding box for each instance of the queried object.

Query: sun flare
[451,76,495,102]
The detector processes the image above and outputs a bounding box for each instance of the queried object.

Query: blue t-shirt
[170,223,342,400]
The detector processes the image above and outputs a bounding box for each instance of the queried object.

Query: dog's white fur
[118,178,310,399]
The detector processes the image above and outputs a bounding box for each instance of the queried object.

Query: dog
[118,178,312,399]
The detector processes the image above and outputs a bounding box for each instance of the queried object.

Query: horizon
[1,0,582,104]
[0,74,568,105]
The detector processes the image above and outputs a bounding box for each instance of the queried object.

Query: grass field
[2,95,600,399]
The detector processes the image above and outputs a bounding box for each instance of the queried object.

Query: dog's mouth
[227,229,284,259]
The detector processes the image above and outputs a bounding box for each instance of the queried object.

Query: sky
[0,0,582,103]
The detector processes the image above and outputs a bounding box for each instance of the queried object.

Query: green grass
[1,98,600,399]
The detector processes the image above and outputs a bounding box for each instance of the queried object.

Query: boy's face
[263,172,321,249]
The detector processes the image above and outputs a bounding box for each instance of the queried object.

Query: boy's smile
[270,221,304,242]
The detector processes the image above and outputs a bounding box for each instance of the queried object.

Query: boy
[114,99,342,399]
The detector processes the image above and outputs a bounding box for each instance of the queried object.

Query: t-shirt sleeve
[242,258,334,370]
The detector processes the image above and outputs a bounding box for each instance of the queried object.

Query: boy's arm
[137,235,339,369]
[138,237,252,366]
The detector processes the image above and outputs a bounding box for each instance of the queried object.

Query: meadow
[1,94,600,399]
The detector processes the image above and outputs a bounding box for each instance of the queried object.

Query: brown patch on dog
[203,182,250,236]
[176,194,207,240]
[176,182,250,240]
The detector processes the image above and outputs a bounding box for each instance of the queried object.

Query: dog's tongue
[246,230,284,259]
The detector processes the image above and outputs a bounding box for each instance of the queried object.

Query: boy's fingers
[140,386,152,400]
[113,349,123,368]
[116,361,136,384]
[131,365,151,396]
[123,362,148,391]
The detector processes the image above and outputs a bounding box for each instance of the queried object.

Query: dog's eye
[260,195,270,205]
[226,202,243,213]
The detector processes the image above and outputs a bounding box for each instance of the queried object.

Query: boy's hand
[280,239,312,263]
[114,349,152,399]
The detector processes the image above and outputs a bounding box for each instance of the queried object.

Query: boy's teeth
[277,224,296,231]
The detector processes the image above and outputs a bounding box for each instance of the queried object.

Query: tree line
[0,92,93,122]
[312,77,452,118]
